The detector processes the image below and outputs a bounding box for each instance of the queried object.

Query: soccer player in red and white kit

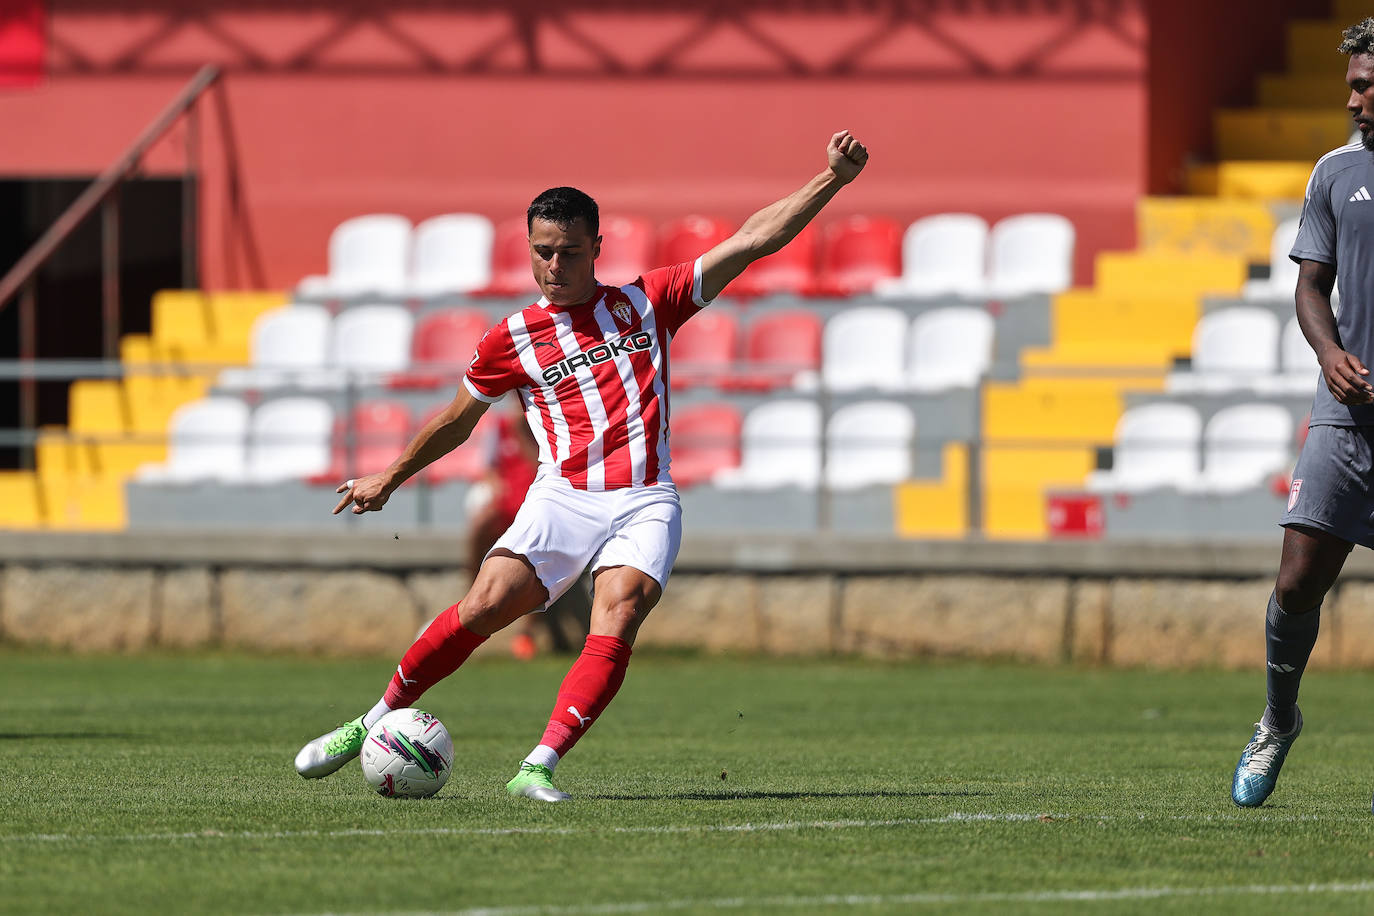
[294,130,870,801]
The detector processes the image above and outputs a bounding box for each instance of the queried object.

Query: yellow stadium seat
[981,446,1097,539]
[0,471,45,529]
[1287,21,1353,74]
[208,291,288,346]
[1213,162,1312,201]
[38,473,126,530]
[151,290,211,349]
[983,378,1132,444]
[894,443,968,538]
[1137,198,1275,262]
[1186,165,1219,197]
[120,335,156,364]
[68,379,128,434]
[1258,74,1344,109]
[1046,290,1199,355]
[1334,0,1368,22]
[1214,109,1352,161]
[124,371,208,435]
[1095,252,1247,298]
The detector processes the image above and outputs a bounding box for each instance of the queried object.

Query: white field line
[0,810,1359,846]
[302,881,1374,915]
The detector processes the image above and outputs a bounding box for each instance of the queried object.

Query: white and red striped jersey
[463,257,711,490]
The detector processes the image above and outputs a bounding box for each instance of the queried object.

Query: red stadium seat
[669,310,739,390]
[482,218,539,297]
[596,215,655,285]
[728,225,819,298]
[816,216,902,296]
[657,215,732,268]
[422,403,493,484]
[388,308,491,389]
[726,309,823,391]
[321,400,412,482]
[669,403,742,488]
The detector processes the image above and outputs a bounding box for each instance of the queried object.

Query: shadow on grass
[0,732,142,740]
[584,789,991,801]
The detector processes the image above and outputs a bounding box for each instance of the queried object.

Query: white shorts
[488,474,683,609]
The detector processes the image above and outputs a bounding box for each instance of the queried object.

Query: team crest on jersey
[1288,478,1302,511]
[611,300,634,325]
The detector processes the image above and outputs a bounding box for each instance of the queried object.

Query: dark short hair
[1339,17,1374,57]
[526,187,599,237]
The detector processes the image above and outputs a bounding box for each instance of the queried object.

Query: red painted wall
[0,3,1149,290]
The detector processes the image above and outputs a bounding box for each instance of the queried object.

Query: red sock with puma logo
[382,603,486,708]
[537,634,633,758]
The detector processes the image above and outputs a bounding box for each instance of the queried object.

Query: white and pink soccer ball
[360,708,454,799]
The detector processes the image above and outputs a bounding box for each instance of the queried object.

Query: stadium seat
[669,403,742,488]
[485,218,540,297]
[218,304,332,391]
[729,225,819,298]
[657,215,732,268]
[1243,217,1301,301]
[244,397,334,483]
[1086,403,1203,492]
[987,213,1075,297]
[669,309,739,389]
[330,400,412,481]
[408,213,495,296]
[321,304,414,388]
[1255,316,1321,396]
[712,399,821,489]
[906,306,994,392]
[816,215,902,296]
[137,397,251,483]
[298,214,411,298]
[824,400,915,490]
[389,308,491,389]
[1166,307,1281,393]
[727,309,823,391]
[1185,403,1293,494]
[876,213,989,299]
[813,306,908,392]
[596,215,656,285]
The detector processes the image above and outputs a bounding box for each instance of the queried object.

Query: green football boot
[506,762,571,802]
[294,716,366,779]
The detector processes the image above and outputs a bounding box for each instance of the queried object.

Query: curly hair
[1339,17,1374,57]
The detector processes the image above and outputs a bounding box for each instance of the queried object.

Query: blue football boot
[1231,708,1301,807]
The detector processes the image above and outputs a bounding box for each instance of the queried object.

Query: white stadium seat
[875,213,988,298]
[1254,316,1321,396]
[137,397,250,483]
[298,214,412,297]
[1086,403,1202,492]
[812,306,908,392]
[987,213,1075,297]
[1185,403,1293,494]
[1166,307,1281,394]
[1243,217,1301,302]
[314,304,415,389]
[824,400,915,490]
[409,213,495,296]
[906,306,994,392]
[712,399,821,490]
[244,397,335,483]
[217,304,332,391]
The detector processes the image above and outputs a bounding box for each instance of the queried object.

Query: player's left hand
[827,130,869,184]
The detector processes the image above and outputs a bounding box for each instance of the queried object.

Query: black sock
[1261,591,1320,733]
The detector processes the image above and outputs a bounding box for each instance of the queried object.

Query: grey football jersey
[1292,142,1374,425]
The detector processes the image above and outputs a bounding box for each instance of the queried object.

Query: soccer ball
[360,708,454,798]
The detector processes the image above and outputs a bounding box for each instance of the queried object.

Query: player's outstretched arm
[1296,258,1374,405]
[333,387,492,515]
[699,129,869,302]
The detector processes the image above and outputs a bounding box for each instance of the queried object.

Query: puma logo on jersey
[539,331,654,386]
[567,705,593,728]
[533,341,557,348]
[396,665,417,687]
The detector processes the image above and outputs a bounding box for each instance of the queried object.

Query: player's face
[528,217,601,305]
[1346,54,1374,152]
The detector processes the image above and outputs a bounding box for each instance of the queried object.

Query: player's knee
[1274,570,1331,614]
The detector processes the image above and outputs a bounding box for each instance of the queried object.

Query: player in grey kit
[1231,17,1374,808]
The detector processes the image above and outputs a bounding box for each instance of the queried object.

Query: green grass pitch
[5,648,1374,914]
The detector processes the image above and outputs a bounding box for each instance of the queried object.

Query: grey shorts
[1281,424,1374,549]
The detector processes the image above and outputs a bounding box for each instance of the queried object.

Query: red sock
[539,634,633,758]
[383,603,486,708]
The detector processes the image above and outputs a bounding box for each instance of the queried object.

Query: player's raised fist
[827,130,869,184]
